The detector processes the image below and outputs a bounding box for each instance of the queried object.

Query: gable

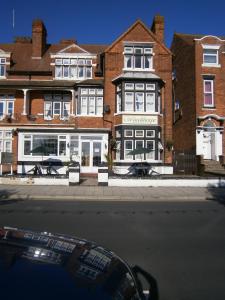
[57,43,90,55]
[0,48,11,57]
[105,20,171,55]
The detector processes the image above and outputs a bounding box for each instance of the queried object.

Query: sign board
[0,152,13,164]
[122,115,158,125]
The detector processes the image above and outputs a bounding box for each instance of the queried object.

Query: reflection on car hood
[0,227,140,300]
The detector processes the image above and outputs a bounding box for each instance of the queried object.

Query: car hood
[0,227,140,300]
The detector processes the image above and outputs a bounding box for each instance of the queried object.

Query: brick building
[171,33,225,163]
[0,16,173,175]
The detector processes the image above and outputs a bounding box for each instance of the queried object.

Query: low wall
[0,176,68,186]
[109,178,225,187]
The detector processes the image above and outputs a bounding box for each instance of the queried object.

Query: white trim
[195,35,225,42]
[202,44,221,50]
[202,63,221,68]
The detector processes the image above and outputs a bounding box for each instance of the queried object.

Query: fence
[173,151,197,175]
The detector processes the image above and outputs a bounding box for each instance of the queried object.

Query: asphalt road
[0,198,225,300]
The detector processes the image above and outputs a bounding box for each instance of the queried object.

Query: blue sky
[1,0,225,47]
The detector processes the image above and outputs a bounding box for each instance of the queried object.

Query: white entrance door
[202,132,214,159]
[81,141,102,173]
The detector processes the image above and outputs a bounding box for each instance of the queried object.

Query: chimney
[32,19,47,59]
[151,15,164,43]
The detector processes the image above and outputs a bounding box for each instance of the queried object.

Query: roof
[0,227,140,300]
[173,33,225,46]
[0,42,108,73]
[112,72,162,83]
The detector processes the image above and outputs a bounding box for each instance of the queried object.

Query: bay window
[116,82,158,113]
[44,93,70,119]
[55,57,92,80]
[77,88,103,116]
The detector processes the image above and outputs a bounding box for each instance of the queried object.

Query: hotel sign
[122,115,158,125]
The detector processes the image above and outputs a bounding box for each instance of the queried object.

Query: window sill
[202,63,221,68]
[202,107,216,110]
[114,112,159,115]
[77,114,103,117]
[122,68,155,72]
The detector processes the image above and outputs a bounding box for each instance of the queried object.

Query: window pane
[146,141,155,159]
[5,141,11,152]
[44,102,52,118]
[135,140,144,159]
[24,140,31,155]
[55,66,62,78]
[117,94,121,113]
[81,97,87,114]
[124,140,133,160]
[88,97,95,115]
[53,102,61,115]
[204,55,217,64]
[135,93,144,112]
[96,97,103,115]
[204,94,213,106]
[59,140,66,156]
[70,66,77,78]
[0,102,4,117]
[125,130,133,137]
[134,55,142,68]
[78,67,84,78]
[125,92,134,111]
[63,102,70,118]
[204,81,212,92]
[146,93,155,112]
[7,102,14,115]
[33,136,58,156]
[144,56,151,69]
[86,67,92,78]
[125,55,132,68]
[63,66,69,77]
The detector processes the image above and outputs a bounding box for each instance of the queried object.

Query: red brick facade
[171,33,225,162]
[0,16,173,175]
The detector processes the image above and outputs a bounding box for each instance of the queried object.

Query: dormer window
[124,46,153,71]
[202,45,220,67]
[55,57,92,80]
[0,58,6,77]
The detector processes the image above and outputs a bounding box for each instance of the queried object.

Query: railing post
[68,162,80,185]
[98,162,108,186]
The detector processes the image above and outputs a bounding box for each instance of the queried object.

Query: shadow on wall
[207,179,225,207]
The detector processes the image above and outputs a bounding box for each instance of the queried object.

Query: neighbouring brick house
[171,33,225,165]
[0,16,173,176]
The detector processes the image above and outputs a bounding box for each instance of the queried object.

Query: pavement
[0,184,225,202]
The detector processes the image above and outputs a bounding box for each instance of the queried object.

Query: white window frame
[78,90,103,116]
[146,93,156,112]
[124,140,133,160]
[0,58,6,78]
[124,130,133,137]
[55,57,93,80]
[135,92,144,112]
[124,46,153,71]
[135,130,144,137]
[146,140,155,160]
[146,130,155,138]
[0,130,12,152]
[203,79,214,107]
[202,45,220,67]
[0,95,15,119]
[125,92,134,111]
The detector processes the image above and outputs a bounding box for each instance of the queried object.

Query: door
[81,141,102,172]
[81,141,90,167]
[202,132,214,159]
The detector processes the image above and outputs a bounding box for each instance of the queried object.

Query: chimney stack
[151,15,164,43]
[32,19,47,59]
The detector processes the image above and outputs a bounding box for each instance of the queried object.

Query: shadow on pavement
[132,265,159,300]
[0,189,24,205]
[207,179,225,206]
